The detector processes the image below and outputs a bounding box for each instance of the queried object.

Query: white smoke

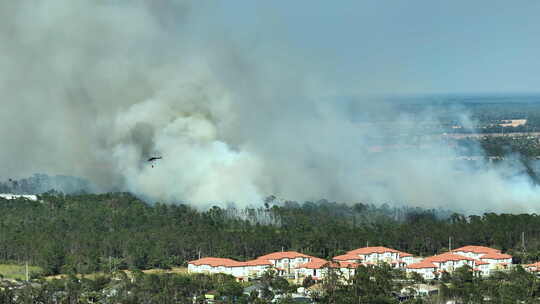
[1,0,540,212]
[110,75,263,205]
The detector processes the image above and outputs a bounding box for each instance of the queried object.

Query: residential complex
[188,245,514,281]
[405,246,512,279]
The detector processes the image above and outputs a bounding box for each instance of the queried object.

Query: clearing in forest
[0,264,43,280]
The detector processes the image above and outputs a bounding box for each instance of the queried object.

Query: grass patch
[0,264,43,280]
[142,267,188,275]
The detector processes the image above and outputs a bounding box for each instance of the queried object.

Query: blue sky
[208,0,540,96]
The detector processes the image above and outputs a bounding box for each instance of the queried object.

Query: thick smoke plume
[1,1,540,212]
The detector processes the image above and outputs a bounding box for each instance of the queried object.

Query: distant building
[406,260,438,279]
[187,257,272,279]
[0,194,38,201]
[523,261,540,273]
[256,251,313,275]
[188,245,512,281]
[451,245,500,260]
[332,246,415,268]
[187,251,313,279]
[406,246,513,279]
[401,284,438,297]
[452,246,512,275]
[295,258,358,281]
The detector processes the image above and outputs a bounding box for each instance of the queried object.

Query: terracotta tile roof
[525,262,540,271]
[480,252,512,260]
[257,251,313,261]
[333,253,362,261]
[398,251,413,257]
[189,257,272,268]
[297,258,361,269]
[424,253,475,263]
[525,261,540,268]
[338,261,360,268]
[298,258,332,269]
[474,259,489,266]
[347,246,401,255]
[452,245,500,254]
[188,257,242,267]
[406,260,437,269]
[241,259,273,266]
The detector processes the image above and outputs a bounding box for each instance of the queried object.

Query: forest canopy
[1,192,539,276]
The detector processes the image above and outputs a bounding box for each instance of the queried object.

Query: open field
[140,267,188,275]
[0,264,42,280]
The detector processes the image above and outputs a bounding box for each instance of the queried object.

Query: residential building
[405,260,438,280]
[188,257,272,279]
[188,251,313,278]
[188,245,512,281]
[524,261,540,273]
[406,248,513,279]
[452,245,512,274]
[332,246,415,268]
[256,251,313,275]
[295,258,359,281]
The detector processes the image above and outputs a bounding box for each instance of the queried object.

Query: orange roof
[338,261,360,268]
[452,246,500,254]
[480,252,512,260]
[424,253,475,263]
[525,262,540,271]
[525,261,540,268]
[257,251,312,261]
[298,258,333,269]
[188,257,242,267]
[241,259,273,266]
[189,257,272,268]
[398,251,413,257]
[347,246,401,255]
[298,258,362,269]
[474,259,489,266]
[333,253,362,261]
[406,260,437,269]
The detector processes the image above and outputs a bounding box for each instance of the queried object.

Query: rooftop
[188,257,242,267]
[406,261,437,269]
[298,258,331,269]
[480,252,512,260]
[189,257,272,267]
[424,253,475,263]
[333,253,362,261]
[452,245,500,254]
[257,251,313,261]
[347,246,401,255]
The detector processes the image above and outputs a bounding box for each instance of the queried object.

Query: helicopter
[147,156,162,168]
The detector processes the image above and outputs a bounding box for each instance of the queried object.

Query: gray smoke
[1,1,539,212]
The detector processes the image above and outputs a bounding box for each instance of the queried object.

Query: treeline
[0,173,97,195]
[2,193,540,276]
[4,264,540,303]
[0,272,248,304]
